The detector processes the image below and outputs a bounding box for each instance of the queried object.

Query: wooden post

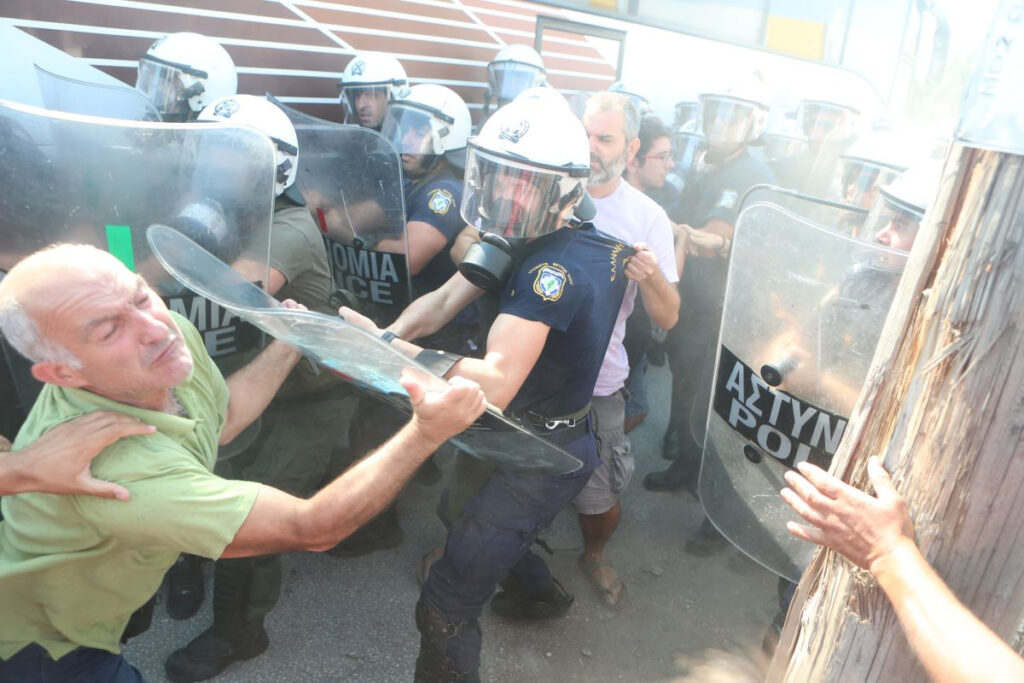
[771,142,1024,680]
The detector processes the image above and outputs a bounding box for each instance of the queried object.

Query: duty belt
[512,402,592,446]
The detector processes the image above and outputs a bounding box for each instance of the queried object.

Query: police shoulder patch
[530,262,570,302]
[716,190,739,209]
[427,188,454,215]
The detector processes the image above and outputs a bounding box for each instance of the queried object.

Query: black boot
[490,577,574,621]
[166,554,204,620]
[165,557,270,682]
[326,504,403,557]
[414,598,480,683]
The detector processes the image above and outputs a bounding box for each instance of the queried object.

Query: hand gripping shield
[270,98,411,327]
[146,225,582,475]
[698,202,907,581]
[0,99,274,432]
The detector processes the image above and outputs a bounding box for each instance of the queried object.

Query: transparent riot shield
[34,64,162,122]
[739,184,868,237]
[271,97,411,326]
[699,202,907,581]
[147,225,583,475]
[0,99,275,434]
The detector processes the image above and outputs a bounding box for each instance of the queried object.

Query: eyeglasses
[643,151,674,164]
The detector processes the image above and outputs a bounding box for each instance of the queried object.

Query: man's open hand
[403,372,487,446]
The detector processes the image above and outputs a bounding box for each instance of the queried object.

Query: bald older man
[0,244,486,682]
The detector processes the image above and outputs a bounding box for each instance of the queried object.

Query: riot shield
[0,99,275,433]
[271,97,411,326]
[147,225,583,475]
[739,184,868,237]
[34,64,162,122]
[699,202,907,581]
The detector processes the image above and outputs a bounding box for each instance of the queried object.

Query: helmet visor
[461,146,578,240]
[762,134,808,164]
[341,85,391,128]
[487,62,544,105]
[800,102,858,141]
[858,190,924,247]
[672,132,706,174]
[381,105,437,156]
[136,57,194,120]
[701,97,757,148]
[673,101,699,128]
[841,160,902,209]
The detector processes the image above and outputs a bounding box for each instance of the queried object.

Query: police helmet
[339,53,408,127]
[861,161,942,250]
[488,44,546,106]
[609,81,651,116]
[698,77,771,156]
[136,32,238,122]
[381,84,471,169]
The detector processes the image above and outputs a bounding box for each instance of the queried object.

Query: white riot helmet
[860,160,942,250]
[381,84,471,169]
[197,95,299,197]
[761,118,808,166]
[488,44,546,107]
[673,99,700,129]
[136,32,237,122]
[462,97,589,240]
[699,77,770,161]
[339,53,408,129]
[840,134,910,209]
[609,81,651,116]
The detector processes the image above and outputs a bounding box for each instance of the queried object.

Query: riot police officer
[644,79,776,527]
[772,97,860,198]
[484,44,546,117]
[338,52,409,130]
[163,95,349,682]
[134,32,238,122]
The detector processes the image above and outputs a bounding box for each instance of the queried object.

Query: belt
[512,403,593,446]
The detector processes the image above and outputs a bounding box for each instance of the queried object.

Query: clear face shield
[799,102,858,144]
[341,84,390,129]
[672,131,706,176]
[859,191,924,252]
[701,97,758,155]
[487,62,545,106]
[841,159,902,210]
[762,133,808,164]
[136,55,205,121]
[673,101,699,129]
[381,104,441,157]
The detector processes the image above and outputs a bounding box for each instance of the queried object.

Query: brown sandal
[578,554,626,608]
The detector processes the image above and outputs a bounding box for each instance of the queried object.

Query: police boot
[490,576,574,621]
[165,558,270,683]
[166,553,204,620]
[326,503,403,557]
[414,598,481,683]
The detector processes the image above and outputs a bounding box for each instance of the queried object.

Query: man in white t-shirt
[572,92,679,607]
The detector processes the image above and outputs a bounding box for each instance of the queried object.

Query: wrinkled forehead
[583,107,626,138]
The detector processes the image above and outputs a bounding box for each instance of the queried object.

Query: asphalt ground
[125,362,780,682]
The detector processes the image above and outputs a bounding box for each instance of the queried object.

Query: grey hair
[0,294,82,368]
[585,91,642,143]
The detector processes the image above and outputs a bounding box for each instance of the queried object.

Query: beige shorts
[573,391,634,515]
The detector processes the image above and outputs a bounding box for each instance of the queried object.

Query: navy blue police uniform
[416,224,632,680]
[657,149,773,481]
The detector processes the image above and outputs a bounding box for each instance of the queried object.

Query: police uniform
[661,150,773,478]
[416,225,631,681]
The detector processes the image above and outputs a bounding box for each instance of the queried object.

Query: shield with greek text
[698,201,907,581]
[271,97,411,327]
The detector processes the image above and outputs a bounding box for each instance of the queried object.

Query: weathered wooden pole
[772,7,1024,676]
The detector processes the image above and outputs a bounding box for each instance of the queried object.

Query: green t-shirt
[0,313,261,660]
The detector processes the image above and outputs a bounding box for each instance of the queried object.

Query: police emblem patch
[716,190,739,209]
[350,59,365,76]
[532,263,568,302]
[428,188,454,215]
[499,120,530,144]
[213,98,240,118]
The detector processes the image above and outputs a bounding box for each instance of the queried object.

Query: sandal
[578,554,626,608]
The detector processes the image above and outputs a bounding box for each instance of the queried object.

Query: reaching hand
[624,243,659,282]
[403,371,487,446]
[680,224,728,255]
[781,456,916,573]
[338,305,382,335]
[10,411,156,500]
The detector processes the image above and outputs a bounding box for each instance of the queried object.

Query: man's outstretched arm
[782,457,1024,683]
[221,373,486,557]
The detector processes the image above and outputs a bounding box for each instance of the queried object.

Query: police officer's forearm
[389,272,483,340]
[639,272,680,330]
[220,339,302,445]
